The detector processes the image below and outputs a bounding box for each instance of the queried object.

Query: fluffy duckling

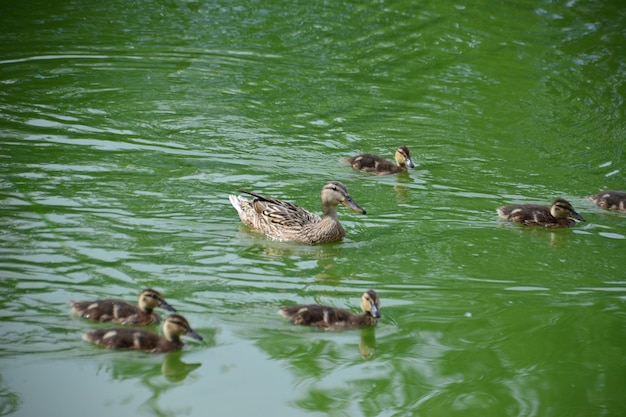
[82,314,203,353]
[70,288,176,325]
[279,290,381,331]
[344,146,415,175]
[497,198,586,228]
[588,191,626,212]
[229,181,366,244]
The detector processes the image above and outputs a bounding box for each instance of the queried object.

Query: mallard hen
[344,146,415,175]
[229,181,366,244]
[588,191,626,212]
[497,198,586,228]
[70,288,176,325]
[82,314,203,353]
[279,290,381,331]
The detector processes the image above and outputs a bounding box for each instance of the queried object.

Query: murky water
[1,1,625,416]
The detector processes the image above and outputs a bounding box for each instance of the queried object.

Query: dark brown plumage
[82,314,203,353]
[497,198,586,228]
[588,191,626,212]
[344,146,415,175]
[279,290,381,331]
[70,288,176,325]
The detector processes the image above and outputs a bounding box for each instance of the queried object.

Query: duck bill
[186,328,204,341]
[406,158,415,169]
[571,211,586,222]
[342,197,367,215]
[160,300,177,312]
[370,304,381,319]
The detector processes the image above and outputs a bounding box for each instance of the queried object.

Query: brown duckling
[70,288,176,325]
[497,198,586,228]
[229,181,366,244]
[588,191,626,212]
[279,290,381,331]
[344,146,415,175]
[82,314,203,353]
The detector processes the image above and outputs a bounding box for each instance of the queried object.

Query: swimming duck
[279,290,381,331]
[588,191,626,212]
[70,288,176,325]
[497,198,586,228]
[82,314,203,353]
[229,181,366,244]
[344,146,415,175]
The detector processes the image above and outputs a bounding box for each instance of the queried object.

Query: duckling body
[497,198,586,228]
[280,290,381,331]
[82,314,203,353]
[344,146,415,175]
[588,191,626,212]
[70,288,176,325]
[229,181,366,244]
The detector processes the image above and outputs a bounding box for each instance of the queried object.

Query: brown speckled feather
[229,182,366,244]
[82,327,183,353]
[279,290,381,331]
[71,299,162,325]
[344,146,415,176]
[588,191,626,212]
[82,314,203,353]
[497,198,585,228]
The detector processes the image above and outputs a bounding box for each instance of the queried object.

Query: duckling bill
[82,314,202,353]
[70,288,176,325]
[279,290,381,331]
[344,146,415,175]
[497,198,585,228]
[229,181,366,244]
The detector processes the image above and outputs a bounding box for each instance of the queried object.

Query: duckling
[279,290,381,331]
[82,314,203,353]
[344,146,415,175]
[229,181,366,244]
[70,288,176,325]
[588,191,626,212]
[497,198,586,228]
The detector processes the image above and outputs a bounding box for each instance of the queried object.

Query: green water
[1,0,625,416]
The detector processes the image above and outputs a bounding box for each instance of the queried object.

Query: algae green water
[1,1,625,416]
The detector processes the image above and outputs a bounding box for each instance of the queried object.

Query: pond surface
[1,0,625,416]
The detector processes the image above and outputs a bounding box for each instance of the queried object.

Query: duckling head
[163,314,203,342]
[395,146,415,169]
[138,288,176,313]
[322,181,366,215]
[550,199,586,222]
[360,290,381,319]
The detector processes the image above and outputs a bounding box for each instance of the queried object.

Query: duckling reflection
[358,326,378,360]
[71,288,176,325]
[280,291,381,331]
[497,198,585,228]
[161,351,202,382]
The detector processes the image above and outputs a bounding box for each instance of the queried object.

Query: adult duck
[229,181,366,244]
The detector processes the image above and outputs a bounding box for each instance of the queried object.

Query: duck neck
[322,203,339,219]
